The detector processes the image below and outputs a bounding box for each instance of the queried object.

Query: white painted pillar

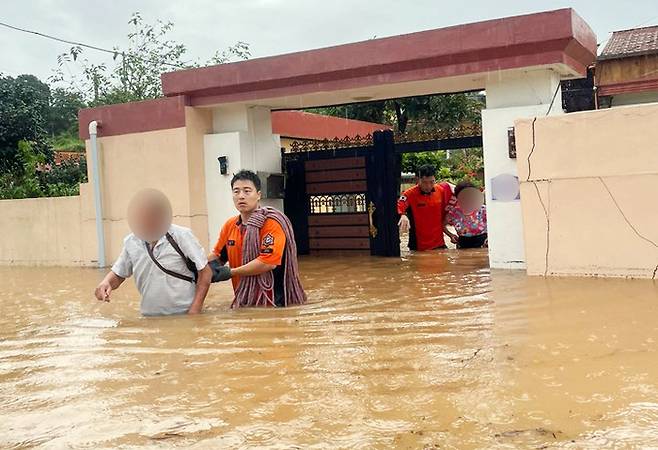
[203,105,282,244]
[482,70,563,269]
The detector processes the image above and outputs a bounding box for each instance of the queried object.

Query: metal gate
[283,126,482,257]
[283,131,399,257]
[305,156,370,254]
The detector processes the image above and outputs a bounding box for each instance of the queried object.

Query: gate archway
[80,8,596,269]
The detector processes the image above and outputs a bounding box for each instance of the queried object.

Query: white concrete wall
[203,105,283,245]
[483,70,563,269]
[204,132,243,246]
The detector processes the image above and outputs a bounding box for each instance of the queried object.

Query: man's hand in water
[398,215,410,233]
[94,271,125,303]
[94,281,112,302]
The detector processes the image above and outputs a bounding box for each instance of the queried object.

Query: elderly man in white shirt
[94,189,212,315]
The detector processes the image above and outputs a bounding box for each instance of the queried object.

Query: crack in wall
[598,177,658,279]
[526,83,561,182]
[526,117,538,182]
[526,107,658,279]
[531,181,551,276]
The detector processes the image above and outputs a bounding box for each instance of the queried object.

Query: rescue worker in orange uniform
[397,164,453,251]
[209,170,289,306]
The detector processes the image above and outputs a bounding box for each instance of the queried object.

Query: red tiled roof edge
[272,111,390,140]
[599,25,658,60]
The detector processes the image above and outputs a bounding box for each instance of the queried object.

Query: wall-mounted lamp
[507,127,517,159]
[218,156,228,175]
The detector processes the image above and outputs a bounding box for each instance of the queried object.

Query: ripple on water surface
[0,252,657,448]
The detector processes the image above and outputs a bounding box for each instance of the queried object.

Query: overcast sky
[2,0,657,82]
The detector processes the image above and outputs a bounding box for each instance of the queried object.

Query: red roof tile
[600,25,658,60]
[271,111,390,140]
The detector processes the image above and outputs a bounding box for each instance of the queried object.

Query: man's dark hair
[231,170,261,191]
[417,164,436,178]
[454,180,477,198]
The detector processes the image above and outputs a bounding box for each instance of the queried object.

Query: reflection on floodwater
[1,250,657,448]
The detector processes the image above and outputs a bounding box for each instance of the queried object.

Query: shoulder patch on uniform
[262,233,275,247]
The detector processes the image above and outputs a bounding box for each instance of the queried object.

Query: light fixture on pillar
[507,127,516,159]
[218,156,228,175]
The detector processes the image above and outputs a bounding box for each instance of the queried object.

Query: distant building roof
[271,111,390,140]
[599,25,658,60]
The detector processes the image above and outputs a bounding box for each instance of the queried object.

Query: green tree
[0,141,44,199]
[401,148,484,185]
[0,74,53,174]
[38,157,87,196]
[0,74,87,197]
[47,87,86,136]
[312,100,389,126]
[400,93,484,132]
[401,151,448,174]
[310,92,484,134]
[310,92,485,183]
[53,12,251,105]
[0,140,87,199]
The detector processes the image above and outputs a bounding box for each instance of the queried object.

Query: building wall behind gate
[515,102,658,278]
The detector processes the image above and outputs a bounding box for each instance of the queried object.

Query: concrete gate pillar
[202,105,283,245]
[482,70,563,269]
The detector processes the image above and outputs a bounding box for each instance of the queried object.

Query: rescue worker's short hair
[418,164,436,178]
[231,170,261,191]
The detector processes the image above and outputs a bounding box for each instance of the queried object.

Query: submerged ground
[1,250,657,449]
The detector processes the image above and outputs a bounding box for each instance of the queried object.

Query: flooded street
[1,250,657,449]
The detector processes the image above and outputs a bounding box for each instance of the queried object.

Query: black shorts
[457,233,487,249]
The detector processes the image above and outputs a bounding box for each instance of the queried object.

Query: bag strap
[165,233,199,283]
[145,236,196,284]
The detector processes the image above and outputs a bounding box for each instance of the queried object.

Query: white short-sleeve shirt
[111,224,208,316]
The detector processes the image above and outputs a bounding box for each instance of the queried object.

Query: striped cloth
[232,207,307,308]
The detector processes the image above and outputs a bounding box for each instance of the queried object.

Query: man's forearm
[189,265,211,313]
[231,258,275,277]
[106,271,125,289]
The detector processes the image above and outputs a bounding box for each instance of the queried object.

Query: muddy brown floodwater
[1,250,657,449]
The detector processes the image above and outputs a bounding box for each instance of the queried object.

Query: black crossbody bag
[145,233,198,284]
